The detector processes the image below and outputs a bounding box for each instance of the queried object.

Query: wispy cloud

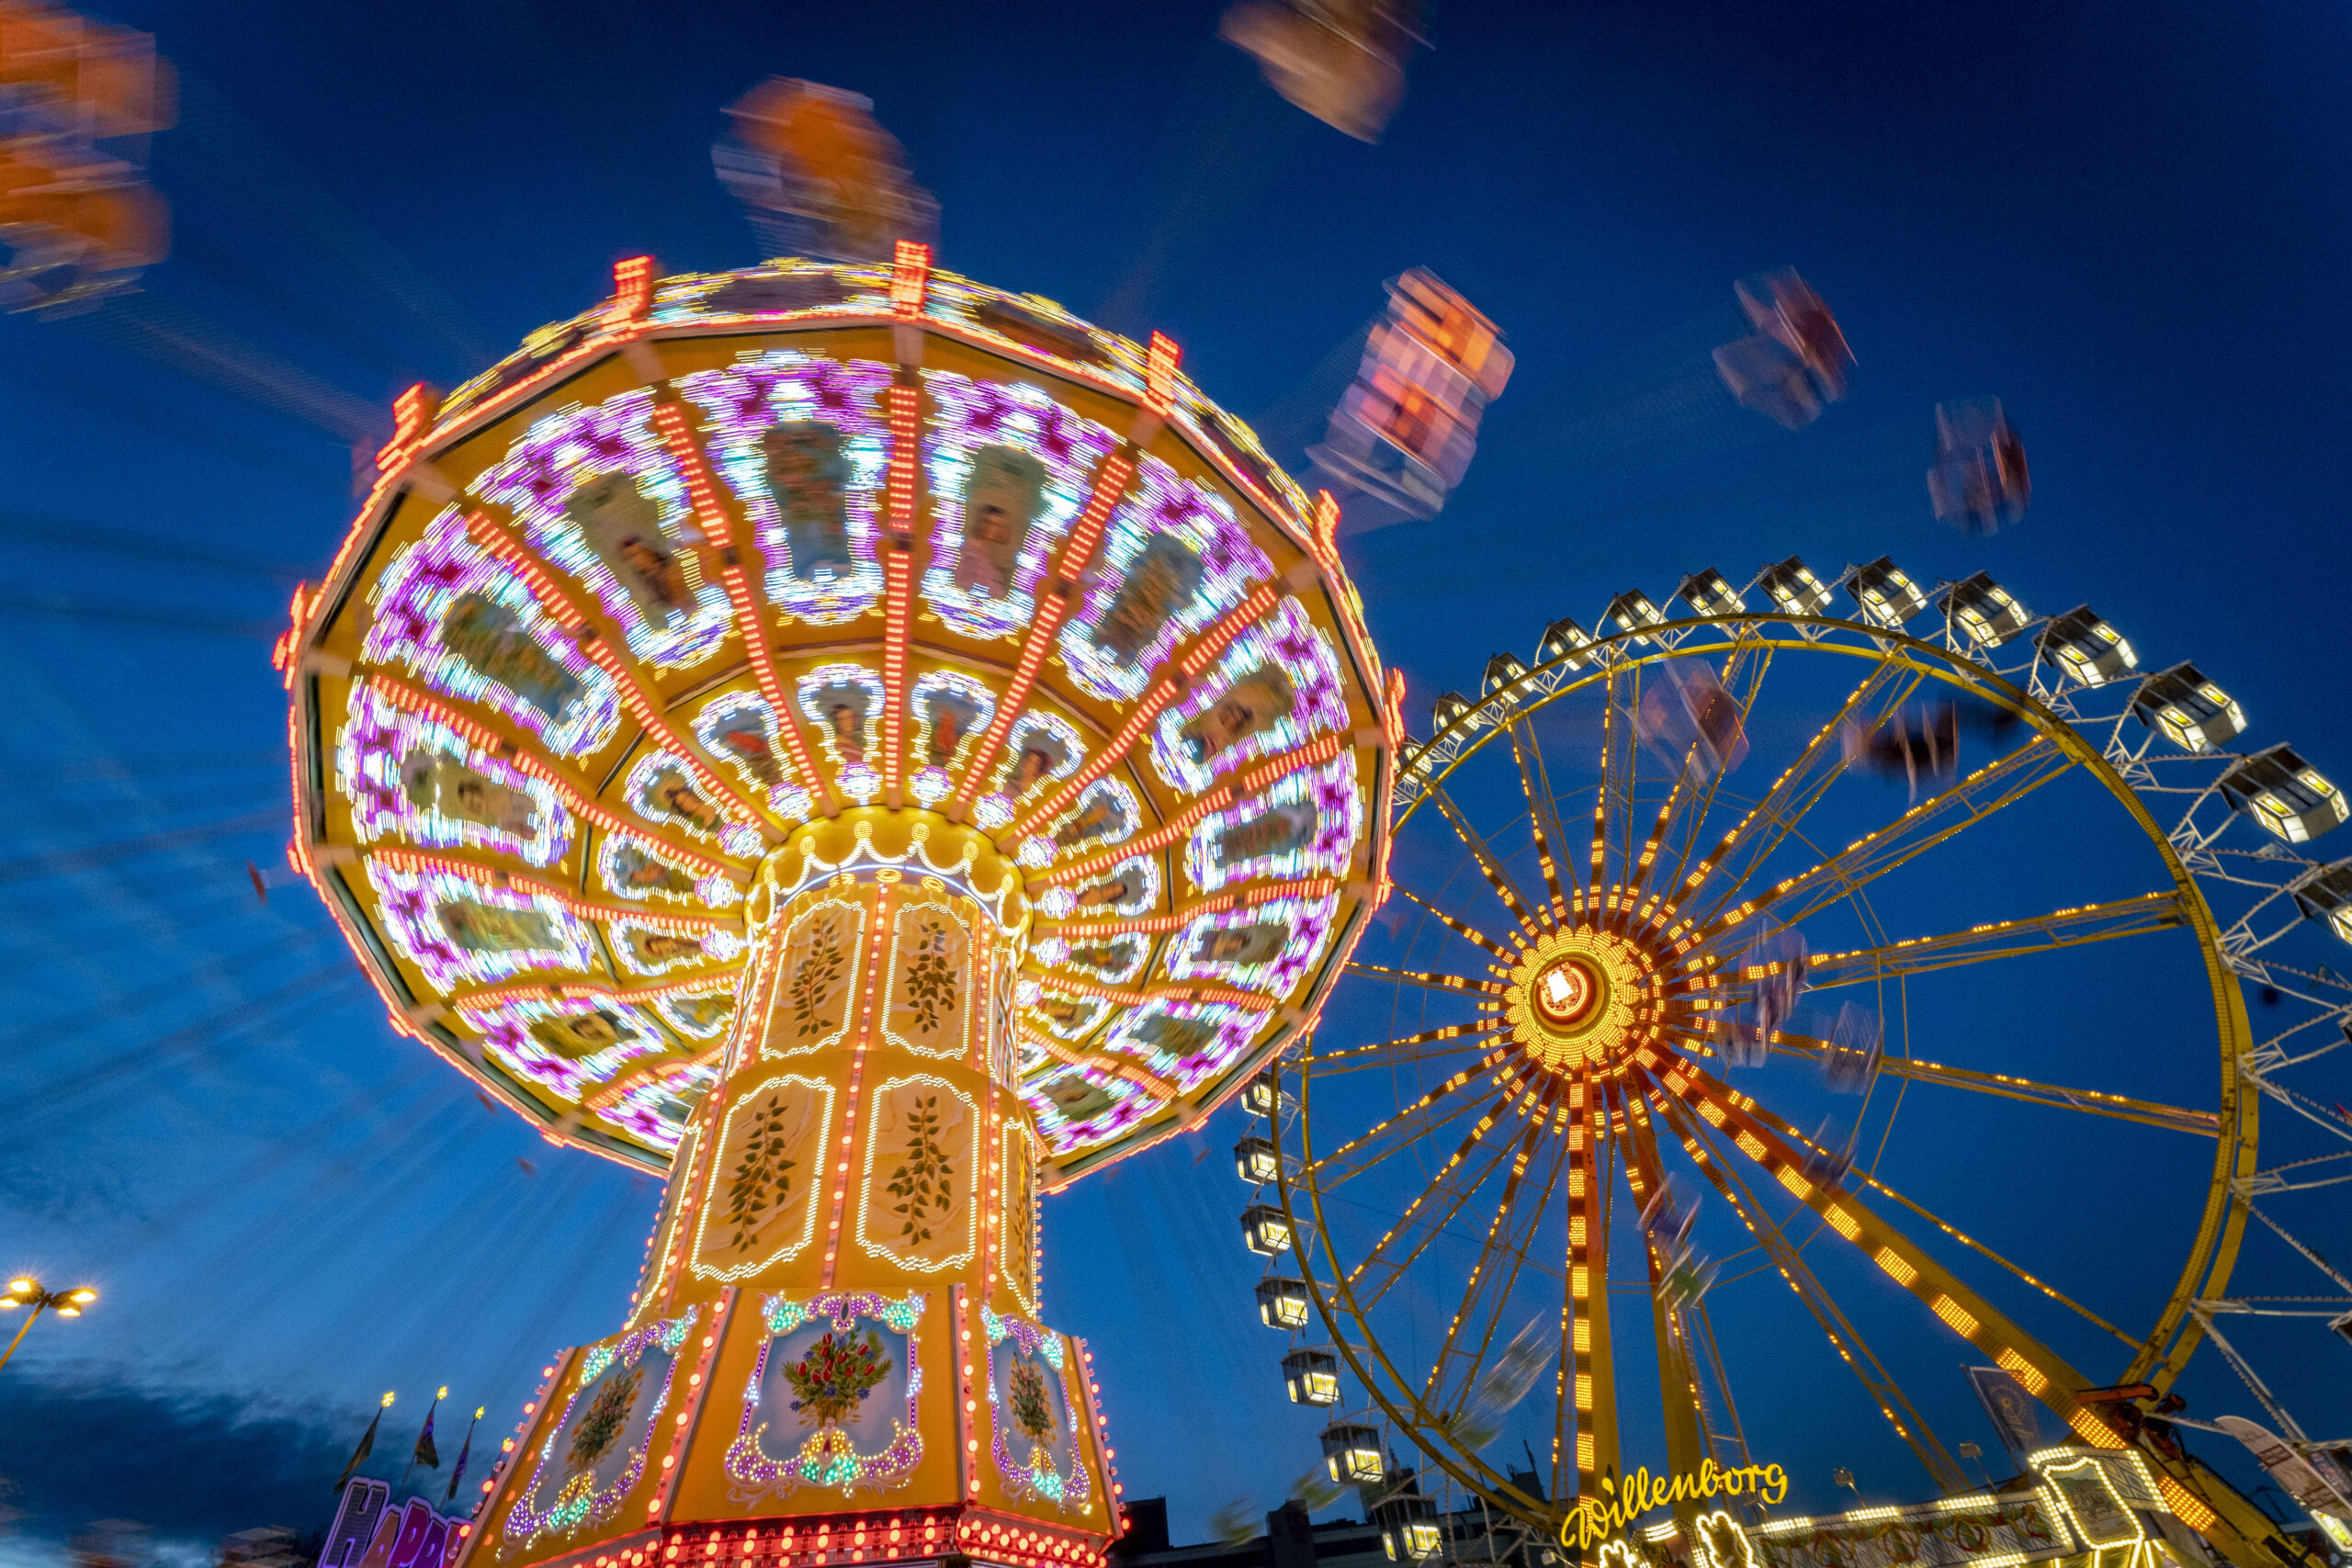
[0,1362,390,1551]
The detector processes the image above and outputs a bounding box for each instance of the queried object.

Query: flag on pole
[445,1407,481,1504]
[413,1386,445,1470]
[334,1393,394,1491]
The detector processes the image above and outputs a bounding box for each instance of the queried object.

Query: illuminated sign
[1561,1461,1792,1550]
[1754,1492,2071,1568]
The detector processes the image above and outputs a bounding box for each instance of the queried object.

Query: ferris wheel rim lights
[1260,576,2349,1567]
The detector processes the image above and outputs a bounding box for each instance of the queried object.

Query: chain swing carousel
[276,247,1401,1564]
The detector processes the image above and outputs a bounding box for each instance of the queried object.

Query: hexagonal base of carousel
[463,1292,1115,1568]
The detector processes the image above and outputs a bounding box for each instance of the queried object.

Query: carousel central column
[471,811,1113,1566]
[651,809,1036,1329]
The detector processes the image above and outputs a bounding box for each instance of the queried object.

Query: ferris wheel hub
[1504,919,1658,1071]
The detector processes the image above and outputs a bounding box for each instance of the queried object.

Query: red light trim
[1018,1028,1182,1100]
[1311,491,1340,565]
[1007,582,1277,840]
[1031,973,1266,1012]
[364,847,737,931]
[456,972,743,1012]
[1057,453,1134,573]
[1144,333,1179,415]
[945,452,1136,816]
[610,255,656,325]
[980,1041,1001,1298]
[636,1508,1099,1568]
[647,400,739,553]
[464,511,589,631]
[1043,732,1342,883]
[890,242,931,317]
[648,400,834,818]
[1038,876,1338,937]
[271,581,325,685]
[879,383,922,806]
[376,382,442,473]
[580,636,767,828]
[288,695,441,1049]
[462,510,765,828]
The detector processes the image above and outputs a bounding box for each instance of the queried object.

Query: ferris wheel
[1234,557,2352,1568]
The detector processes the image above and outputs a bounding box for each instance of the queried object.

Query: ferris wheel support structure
[1242,569,2349,1568]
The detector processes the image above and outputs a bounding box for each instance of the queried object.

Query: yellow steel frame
[1273,616,2265,1565]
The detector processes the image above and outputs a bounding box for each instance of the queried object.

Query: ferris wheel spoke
[1736,1093,2145,1349]
[1803,891,2187,991]
[1421,1116,1574,1416]
[1680,659,1918,921]
[1303,1022,1501,1076]
[1394,884,1516,961]
[1651,1087,1970,1491]
[1589,662,1630,895]
[1620,1089,1714,1480]
[1346,1100,1525,1310]
[1426,782,1539,926]
[1719,732,2073,943]
[1305,1063,1509,1192]
[1770,1032,2219,1137]
[1614,663,1649,896]
[1342,959,1509,998]
[1625,770,1694,904]
[1505,712,1576,919]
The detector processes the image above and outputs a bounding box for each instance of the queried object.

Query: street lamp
[0,1278,98,1372]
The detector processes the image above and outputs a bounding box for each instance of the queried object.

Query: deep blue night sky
[0,0,2347,1554]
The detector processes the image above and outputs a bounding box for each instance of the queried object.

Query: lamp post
[0,1277,97,1373]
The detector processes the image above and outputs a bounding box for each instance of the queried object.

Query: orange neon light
[458,972,740,1013]
[890,241,932,316]
[608,254,656,324]
[1019,1029,1180,1100]
[462,512,588,629]
[364,672,736,877]
[1043,877,1340,937]
[880,382,922,803]
[458,510,764,826]
[587,638,766,825]
[946,451,1136,816]
[648,400,832,815]
[647,400,738,552]
[1035,972,1268,1012]
[363,847,735,931]
[1311,490,1340,566]
[1008,581,1278,840]
[1145,332,1180,414]
[376,382,441,473]
[1046,732,1344,884]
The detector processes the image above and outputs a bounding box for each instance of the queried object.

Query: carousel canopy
[277,247,1399,1182]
